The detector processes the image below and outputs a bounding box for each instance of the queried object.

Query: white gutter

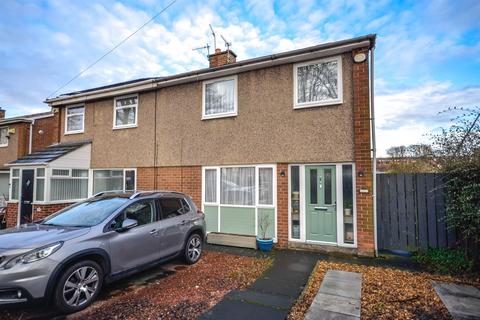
[370,46,378,256]
[46,40,372,106]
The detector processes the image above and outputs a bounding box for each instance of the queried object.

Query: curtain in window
[220,167,255,205]
[50,177,88,201]
[0,127,8,145]
[93,170,124,194]
[66,106,84,132]
[36,178,45,201]
[297,60,339,103]
[258,168,273,205]
[205,79,234,115]
[115,97,137,126]
[205,169,217,203]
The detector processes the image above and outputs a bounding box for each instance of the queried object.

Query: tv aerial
[192,43,210,60]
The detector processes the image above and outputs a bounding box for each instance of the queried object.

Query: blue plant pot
[257,238,274,252]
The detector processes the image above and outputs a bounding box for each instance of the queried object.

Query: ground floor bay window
[202,165,276,240]
[289,163,357,247]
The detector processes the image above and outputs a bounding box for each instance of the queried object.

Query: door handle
[314,207,328,211]
[149,229,158,234]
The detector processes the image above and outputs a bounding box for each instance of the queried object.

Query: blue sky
[1,0,479,155]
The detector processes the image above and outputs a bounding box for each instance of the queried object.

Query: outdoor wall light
[357,171,364,177]
[280,170,286,177]
[353,52,367,63]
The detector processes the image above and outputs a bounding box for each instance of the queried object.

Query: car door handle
[149,229,158,234]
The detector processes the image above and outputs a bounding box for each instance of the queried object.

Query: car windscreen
[41,197,129,227]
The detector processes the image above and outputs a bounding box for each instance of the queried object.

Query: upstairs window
[0,127,8,147]
[294,56,343,108]
[65,105,85,134]
[114,95,138,129]
[202,76,237,119]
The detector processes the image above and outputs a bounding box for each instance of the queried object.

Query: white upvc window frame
[113,94,138,130]
[9,168,21,202]
[293,56,343,109]
[34,168,46,202]
[287,162,357,248]
[0,127,9,147]
[201,164,277,240]
[65,105,85,135]
[49,168,89,203]
[202,75,238,120]
[90,168,137,196]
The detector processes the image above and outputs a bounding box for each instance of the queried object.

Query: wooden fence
[376,173,457,252]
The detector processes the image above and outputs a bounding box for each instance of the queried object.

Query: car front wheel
[184,233,203,264]
[54,260,103,314]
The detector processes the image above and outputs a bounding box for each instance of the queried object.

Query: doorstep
[207,232,257,249]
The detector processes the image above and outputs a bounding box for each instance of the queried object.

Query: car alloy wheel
[63,266,99,307]
[187,234,202,263]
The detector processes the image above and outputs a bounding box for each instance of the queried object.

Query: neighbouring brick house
[0,109,58,200]
[6,35,377,256]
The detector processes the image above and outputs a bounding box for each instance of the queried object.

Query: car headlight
[3,242,63,269]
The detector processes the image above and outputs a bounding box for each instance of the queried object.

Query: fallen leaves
[0,251,271,320]
[288,261,480,320]
[71,251,271,320]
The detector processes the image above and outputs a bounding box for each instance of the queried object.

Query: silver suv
[0,191,206,313]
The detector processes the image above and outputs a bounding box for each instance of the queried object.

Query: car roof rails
[92,190,131,198]
[129,190,185,200]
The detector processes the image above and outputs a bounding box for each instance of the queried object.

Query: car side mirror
[117,218,138,232]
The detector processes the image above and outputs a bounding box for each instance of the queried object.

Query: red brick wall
[32,203,72,221]
[16,123,30,159]
[5,202,18,227]
[137,166,202,208]
[208,49,237,68]
[31,113,60,152]
[276,164,289,248]
[352,48,375,256]
[5,202,72,228]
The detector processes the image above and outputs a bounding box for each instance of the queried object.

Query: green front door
[305,166,337,242]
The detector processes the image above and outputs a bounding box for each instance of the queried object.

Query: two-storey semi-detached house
[6,35,377,256]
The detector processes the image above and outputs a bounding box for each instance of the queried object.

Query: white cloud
[375,83,480,156]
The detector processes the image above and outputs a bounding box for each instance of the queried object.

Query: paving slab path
[305,270,362,320]
[432,281,480,320]
[200,250,318,320]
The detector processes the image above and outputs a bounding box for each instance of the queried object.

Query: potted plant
[344,200,353,216]
[257,214,274,251]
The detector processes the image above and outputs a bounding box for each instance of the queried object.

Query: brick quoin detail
[352,48,375,256]
[5,202,72,228]
[276,164,289,249]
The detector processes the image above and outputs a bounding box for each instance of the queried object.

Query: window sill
[202,113,237,120]
[0,144,8,148]
[113,125,138,130]
[64,130,84,136]
[293,100,343,109]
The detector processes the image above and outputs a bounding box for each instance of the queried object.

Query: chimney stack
[208,48,237,68]
[0,108,5,119]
